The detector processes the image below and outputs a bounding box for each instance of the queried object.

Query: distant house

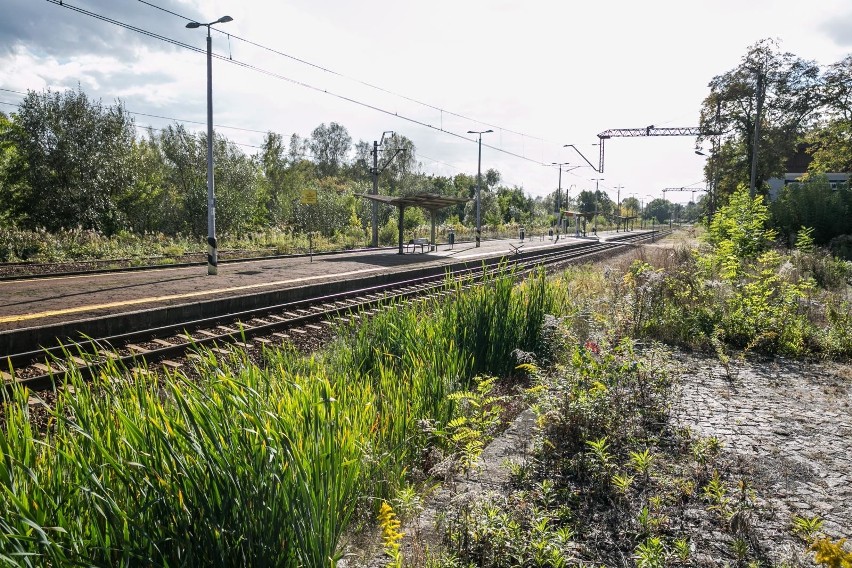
[767,144,849,200]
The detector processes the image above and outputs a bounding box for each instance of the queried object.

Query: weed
[732,536,750,565]
[612,472,635,496]
[379,501,404,567]
[629,447,655,484]
[443,376,505,471]
[810,537,852,567]
[672,537,691,562]
[703,470,730,518]
[634,536,667,568]
[792,514,824,542]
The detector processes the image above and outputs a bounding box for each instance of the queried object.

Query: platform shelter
[559,210,597,237]
[357,192,470,254]
[613,215,638,232]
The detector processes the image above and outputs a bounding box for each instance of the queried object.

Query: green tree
[7,88,137,233]
[309,122,352,176]
[698,39,822,199]
[0,111,26,225]
[805,55,852,173]
[496,185,532,223]
[120,130,169,233]
[620,196,640,217]
[157,124,206,234]
[644,198,672,224]
[211,134,264,234]
[260,131,294,225]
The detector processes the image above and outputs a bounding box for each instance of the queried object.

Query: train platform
[0,231,643,351]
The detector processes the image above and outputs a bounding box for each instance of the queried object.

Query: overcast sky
[2,0,851,205]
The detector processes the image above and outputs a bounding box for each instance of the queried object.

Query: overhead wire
[134,0,559,147]
[1,86,269,134]
[43,0,552,169]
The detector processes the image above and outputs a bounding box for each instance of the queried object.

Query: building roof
[356,192,469,211]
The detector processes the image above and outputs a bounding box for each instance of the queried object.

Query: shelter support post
[398,205,405,255]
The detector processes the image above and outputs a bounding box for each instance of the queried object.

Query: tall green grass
[0,268,561,566]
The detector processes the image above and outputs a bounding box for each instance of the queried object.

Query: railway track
[2,230,668,393]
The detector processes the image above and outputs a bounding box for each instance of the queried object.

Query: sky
[1,0,851,206]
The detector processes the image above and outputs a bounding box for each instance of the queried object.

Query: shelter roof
[357,192,469,211]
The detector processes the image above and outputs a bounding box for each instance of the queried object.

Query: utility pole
[614,184,623,232]
[711,98,721,218]
[370,130,396,247]
[749,70,764,199]
[468,129,493,247]
[590,178,604,236]
[550,162,574,212]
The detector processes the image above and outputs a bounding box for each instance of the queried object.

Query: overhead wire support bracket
[586,126,708,173]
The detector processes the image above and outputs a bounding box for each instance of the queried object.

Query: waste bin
[548,228,553,239]
[448,230,455,246]
[519,227,525,241]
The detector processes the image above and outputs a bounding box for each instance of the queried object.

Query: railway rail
[2,230,669,394]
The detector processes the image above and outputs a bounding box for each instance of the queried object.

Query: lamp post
[468,129,493,247]
[186,14,233,276]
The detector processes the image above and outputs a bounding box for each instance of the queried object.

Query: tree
[0,111,26,225]
[576,190,612,215]
[496,185,532,223]
[645,198,673,224]
[309,122,351,176]
[211,134,265,234]
[698,39,822,199]
[6,88,137,233]
[620,196,640,217]
[120,130,169,233]
[485,168,501,190]
[379,134,417,194]
[287,133,308,164]
[157,124,206,234]
[260,131,294,225]
[806,55,852,173]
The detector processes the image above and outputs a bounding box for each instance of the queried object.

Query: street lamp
[467,129,493,247]
[186,14,234,275]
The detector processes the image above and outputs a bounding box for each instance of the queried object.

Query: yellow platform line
[0,266,385,324]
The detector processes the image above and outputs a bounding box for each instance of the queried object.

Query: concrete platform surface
[0,232,631,334]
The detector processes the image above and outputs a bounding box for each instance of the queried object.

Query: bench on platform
[406,238,430,253]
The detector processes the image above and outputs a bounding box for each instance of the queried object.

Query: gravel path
[673,353,852,540]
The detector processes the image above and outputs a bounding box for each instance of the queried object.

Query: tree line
[0,88,547,242]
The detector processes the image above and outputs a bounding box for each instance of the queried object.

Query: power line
[133,124,263,149]
[135,0,560,147]
[1,86,269,134]
[44,0,551,168]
